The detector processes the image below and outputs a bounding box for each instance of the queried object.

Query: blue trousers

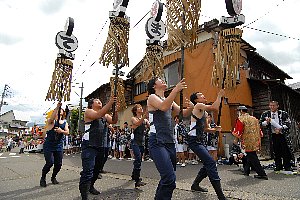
[79,140,105,187]
[99,147,109,172]
[132,143,144,170]
[149,135,176,200]
[131,143,145,181]
[188,136,220,181]
[42,150,63,179]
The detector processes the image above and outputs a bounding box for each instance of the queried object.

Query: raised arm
[195,89,224,112]
[54,122,69,135]
[85,97,117,122]
[148,79,187,112]
[48,102,62,125]
[171,98,194,117]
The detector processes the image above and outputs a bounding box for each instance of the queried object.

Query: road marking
[0,153,3,156]
[0,157,7,159]
[9,153,16,156]
[11,156,21,158]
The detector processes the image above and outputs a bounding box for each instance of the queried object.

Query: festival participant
[40,102,69,187]
[206,113,218,161]
[130,104,150,187]
[79,97,117,200]
[174,115,186,167]
[188,90,227,200]
[232,106,268,180]
[98,124,113,175]
[147,77,193,200]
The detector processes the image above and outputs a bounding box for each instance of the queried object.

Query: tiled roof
[289,82,300,89]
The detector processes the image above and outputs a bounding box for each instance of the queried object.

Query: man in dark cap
[232,106,268,180]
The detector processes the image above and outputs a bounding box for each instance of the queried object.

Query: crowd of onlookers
[61,122,210,167]
[0,120,219,168]
[0,135,44,153]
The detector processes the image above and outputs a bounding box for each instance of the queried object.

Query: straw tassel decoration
[141,44,165,79]
[100,17,130,67]
[212,28,243,89]
[110,77,127,111]
[45,58,73,101]
[166,0,201,51]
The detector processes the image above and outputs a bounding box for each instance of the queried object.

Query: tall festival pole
[100,0,130,119]
[46,17,78,131]
[141,0,166,80]
[212,0,245,155]
[165,0,201,121]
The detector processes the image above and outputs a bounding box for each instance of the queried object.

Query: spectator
[259,101,294,172]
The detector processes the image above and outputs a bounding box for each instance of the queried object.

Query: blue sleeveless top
[43,120,67,152]
[149,107,174,144]
[133,120,146,146]
[83,117,108,148]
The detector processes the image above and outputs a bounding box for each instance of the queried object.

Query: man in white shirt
[259,101,294,171]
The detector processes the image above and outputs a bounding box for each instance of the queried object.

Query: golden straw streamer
[110,77,127,111]
[166,0,201,51]
[141,45,165,80]
[46,58,73,102]
[212,28,243,89]
[100,17,130,67]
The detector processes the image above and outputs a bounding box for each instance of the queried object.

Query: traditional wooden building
[85,19,300,157]
[0,110,28,137]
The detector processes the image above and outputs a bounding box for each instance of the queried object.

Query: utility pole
[78,82,84,134]
[0,84,10,114]
[0,84,10,130]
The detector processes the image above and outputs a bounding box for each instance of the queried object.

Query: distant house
[0,110,29,136]
[289,82,300,92]
[85,80,134,126]
[85,19,300,157]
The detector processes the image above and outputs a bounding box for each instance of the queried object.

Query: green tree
[70,109,79,134]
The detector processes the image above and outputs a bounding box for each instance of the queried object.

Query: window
[135,82,147,96]
[164,60,180,88]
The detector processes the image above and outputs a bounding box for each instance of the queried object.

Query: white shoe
[181,163,186,167]
[119,157,124,160]
[177,162,181,165]
[192,160,198,165]
[108,155,112,159]
[112,157,116,160]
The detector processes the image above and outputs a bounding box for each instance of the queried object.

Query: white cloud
[0,0,300,123]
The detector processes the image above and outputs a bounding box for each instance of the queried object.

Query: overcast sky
[0,0,299,124]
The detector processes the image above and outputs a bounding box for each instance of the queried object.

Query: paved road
[0,149,299,200]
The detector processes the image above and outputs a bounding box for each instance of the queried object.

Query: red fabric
[260,129,263,137]
[232,119,244,138]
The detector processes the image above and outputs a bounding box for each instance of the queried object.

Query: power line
[243,26,300,41]
[71,10,150,84]
[43,101,56,115]
[72,19,109,81]
[131,10,150,30]
[242,0,286,28]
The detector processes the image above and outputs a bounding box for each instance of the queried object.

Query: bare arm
[131,116,146,129]
[47,102,62,130]
[195,89,224,112]
[54,122,69,135]
[148,79,187,112]
[105,113,118,124]
[172,98,194,117]
[85,97,116,122]
[144,119,150,128]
